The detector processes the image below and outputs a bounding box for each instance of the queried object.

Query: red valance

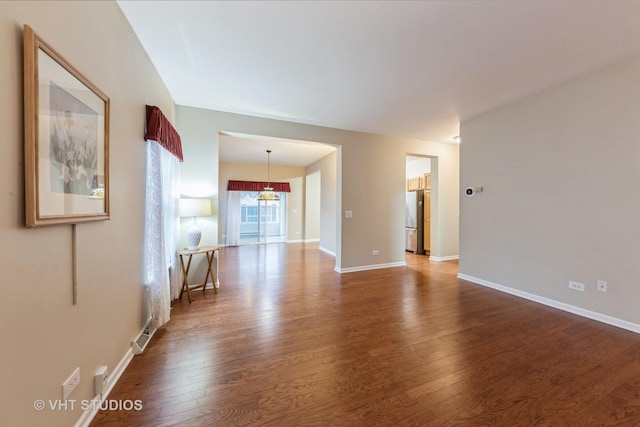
[144,105,183,162]
[227,180,291,192]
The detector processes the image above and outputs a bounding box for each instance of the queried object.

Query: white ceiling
[219,132,335,167]
[118,0,640,150]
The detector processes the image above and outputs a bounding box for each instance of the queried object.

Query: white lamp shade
[180,198,212,217]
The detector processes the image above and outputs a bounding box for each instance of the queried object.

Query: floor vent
[132,285,155,355]
[132,318,154,355]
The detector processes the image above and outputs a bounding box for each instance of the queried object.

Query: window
[242,205,258,223]
[238,191,286,243]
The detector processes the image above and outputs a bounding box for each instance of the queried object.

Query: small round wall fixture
[465,186,483,197]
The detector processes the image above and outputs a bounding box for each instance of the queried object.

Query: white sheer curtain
[226,191,241,246]
[142,140,180,328]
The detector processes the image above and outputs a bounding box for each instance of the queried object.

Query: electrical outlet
[568,281,585,292]
[94,366,108,396]
[62,367,80,400]
[597,280,608,293]
[372,250,379,256]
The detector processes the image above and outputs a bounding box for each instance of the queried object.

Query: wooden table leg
[204,250,217,294]
[178,254,194,303]
[214,250,220,290]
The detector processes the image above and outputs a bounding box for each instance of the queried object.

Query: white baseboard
[319,246,336,257]
[336,261,406,274]
[304,238,320,243]
[74,347,134,427]
[286,239,304,243]
[458,273,640,334]
[429,255,459,262]
[204,281,220,290]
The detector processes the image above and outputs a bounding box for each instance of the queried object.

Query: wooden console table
[176,246,219,303]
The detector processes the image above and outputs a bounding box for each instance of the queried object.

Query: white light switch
[344,211,353,219]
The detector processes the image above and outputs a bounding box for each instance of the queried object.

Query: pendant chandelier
[258,149,280,201]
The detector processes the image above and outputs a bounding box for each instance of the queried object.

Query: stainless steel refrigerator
[405,190,425,254]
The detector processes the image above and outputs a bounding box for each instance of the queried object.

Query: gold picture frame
[24,25,110,228]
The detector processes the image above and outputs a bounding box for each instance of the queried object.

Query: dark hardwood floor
[91,243,640,426]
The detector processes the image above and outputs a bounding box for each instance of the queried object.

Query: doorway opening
[405,155,432,256]
[239,191,287,244]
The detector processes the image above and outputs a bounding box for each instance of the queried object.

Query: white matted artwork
[24,24,109,227]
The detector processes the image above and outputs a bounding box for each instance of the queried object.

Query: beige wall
[176,105,459,271]
[306,151,338,254]
[0,1,174,426]
[406,157,431,177]
[175,106,219,252]
[304,170,321,242]
[460,55,640,326]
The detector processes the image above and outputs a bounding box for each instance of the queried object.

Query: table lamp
[179,198,212,250]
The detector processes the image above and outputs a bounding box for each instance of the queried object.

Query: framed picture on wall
[23,25,110,228]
